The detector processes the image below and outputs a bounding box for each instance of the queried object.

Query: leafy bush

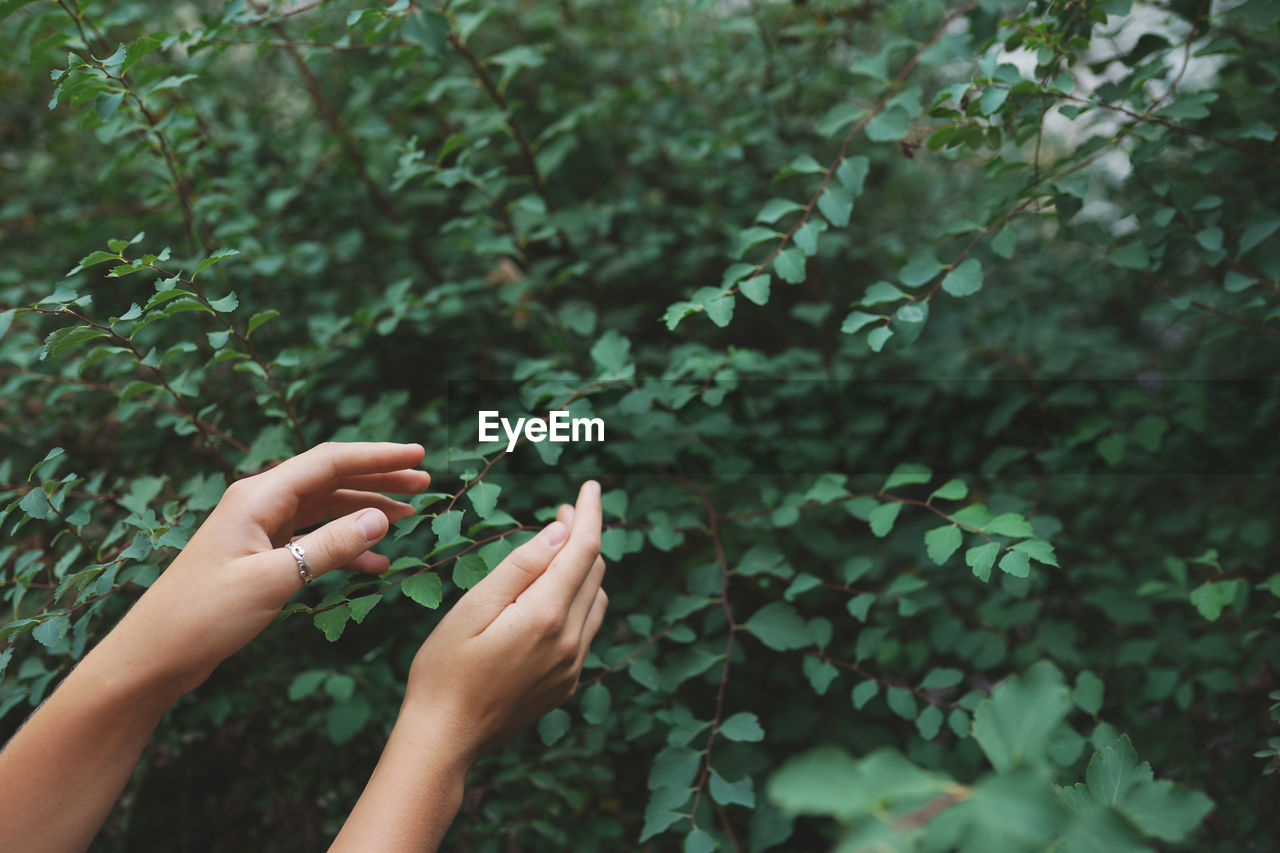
[2,0,1277,850]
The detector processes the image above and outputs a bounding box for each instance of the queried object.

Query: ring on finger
[287,540,315,585]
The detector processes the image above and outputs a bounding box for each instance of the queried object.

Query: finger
[261,442,425,498]
[294,490,415,530]
[528,481,601,608]
[567,555,606,628]
[556,503,575,526]
[251,507,389,591]
[332,469,432,495]
[463,521,571,630]
[574,588,609,669]
[348,550,390,576]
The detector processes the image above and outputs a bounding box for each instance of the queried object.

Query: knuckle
[532,611,563,638]
[556,633,579,660]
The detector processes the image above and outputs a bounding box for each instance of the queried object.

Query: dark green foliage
[2,0,1278,849]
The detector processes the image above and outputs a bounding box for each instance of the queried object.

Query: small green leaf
[868,502,901,537]
[924,525,963,565]
[1011,538,1059,567]
[966,542,999,582]
[866,325,893,352]
[884,462,931,490]
[739,274,771,306]
[538,708,571,746]
[194,248,240,276]
[432,510,463,545]
[1074,670,1104,715]
[773,248,807,284]
[581,682,611,724]
[721,711,765,742]
[467,480,501,519]
[984,512,1034,538]
[998,550,1030,578]
[1109,240,1150,270]
[852,679,880,709]
[886,687,918,720]
[314,605,351,642]
[929,479,968,501]
[941,258,983,297]
[757,198,804,224]
[348,593,382,624]
[247,309,281,336]
[899,252,945,288]
[402,572,443,608]
[742,602,813,651]
[841,311,880,335]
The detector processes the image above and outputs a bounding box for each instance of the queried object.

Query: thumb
[463,520,569,617]
[261,508,389,588]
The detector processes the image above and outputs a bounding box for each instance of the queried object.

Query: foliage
[2,0,1278,849]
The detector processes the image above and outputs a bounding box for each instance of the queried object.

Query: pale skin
[0,441,608,852]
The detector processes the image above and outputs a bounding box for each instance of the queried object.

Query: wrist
[392,696,480,779]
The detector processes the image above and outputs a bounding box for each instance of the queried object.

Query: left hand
[102,441,430,697]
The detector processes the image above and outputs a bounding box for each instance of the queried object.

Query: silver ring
[287,540,315,585]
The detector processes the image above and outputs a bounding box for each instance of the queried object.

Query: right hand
[402,481,608,764]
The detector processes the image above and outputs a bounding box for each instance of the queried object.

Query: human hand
[103,441,430,697]
[401,480,607,765]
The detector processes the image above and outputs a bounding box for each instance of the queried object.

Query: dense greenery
[3,0,1278,849]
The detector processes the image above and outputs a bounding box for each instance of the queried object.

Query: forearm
[0,631,182,853]
[330,705,473,853]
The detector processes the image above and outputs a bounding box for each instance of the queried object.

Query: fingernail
[357,509,385,542]
[585,480,601,496]
[540,521,568,547]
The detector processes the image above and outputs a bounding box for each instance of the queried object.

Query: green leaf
[884,462,931,490]
[846,593,874,622]
[984,512,1034,538]
[721,711,765,742]
[33,613,70,647]
[971,661,1072,773]
[432,510,463,545]
[1011,538,1059,567]
[757,198,804,224]
[467,480,501,519]
[41,325,110,361]
[836,156,870,195]
[1238,214,1279,255]
[929,479,968,501]
[865,105,912,141]
[538,708,571,746]
[314,605,351,642]
[916,705,944,740]
[862,280,906,306]
[208,291,239,312]
[591,329,631,372]
[998,549,1031,578]
[851,679,879,709]
[840,310,880,335]
[941,258,983,297]
[817,185,854,227]
[899,252,945,288]
[992,226,1018,259]
[1189,579,1243,621]
[739,274,771,306]
[978,86,1010,115]
[1109,240,1150,270]
[705,291,735,327]
[709,770,755,809]
[924,525,962,565]
[247,309,280,336]
[742,602,813,651]
[580,682,611,724]
[67,249,120,276]
[886,687,918,720]
[966,542,1000,582]
[452,553,488,590]
[19,487,51,520]
[867,502,901,537]
[920,668,963,690]
[1120,779,1213,841]
[1073,670,1104,715]
[288,670,327,701]
[194,248,240,276]
[773,248,807,284]
[683,828,716,853]
[866,325,894,352]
